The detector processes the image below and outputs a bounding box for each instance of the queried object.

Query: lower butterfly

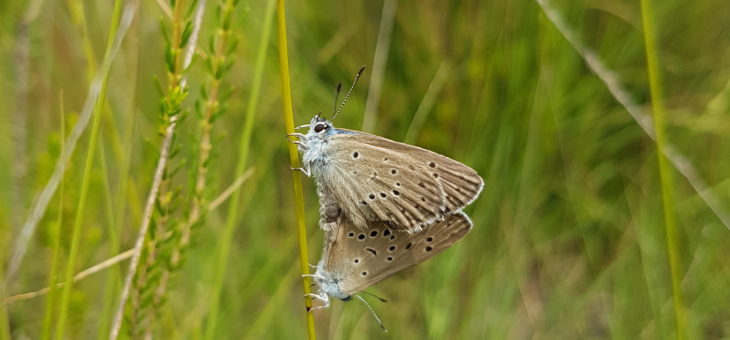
[305,211,472,330]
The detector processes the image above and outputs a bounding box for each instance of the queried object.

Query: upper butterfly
[288,67,484,233]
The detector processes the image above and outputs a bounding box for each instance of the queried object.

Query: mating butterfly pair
[288,67,483,329]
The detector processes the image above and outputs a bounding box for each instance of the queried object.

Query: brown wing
[321,211,473,296]
[320,129,483,232]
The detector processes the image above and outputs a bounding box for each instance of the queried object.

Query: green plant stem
[65,0,97,80]
[203,1,276,338]
[181,0,236,271]
[0,280,7,340]
[54,1,123,338]
[0,239,8,340]
[276,0,316,339]
[639,0,686,339]
[41,95,65,340]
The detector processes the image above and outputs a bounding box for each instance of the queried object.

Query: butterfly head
[312,262,350,301]
[308,113,335,135]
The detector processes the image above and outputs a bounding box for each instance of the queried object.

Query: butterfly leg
[285,133,310,149]
[291,167,311,177]
[305,293,330,311]
[295,124,310,130]
[302,273,325,280]
[286,133,308,142]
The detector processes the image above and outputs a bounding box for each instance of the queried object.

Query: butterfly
[288,67,484,233]
[306,211,473,322]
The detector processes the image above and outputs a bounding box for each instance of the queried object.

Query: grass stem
[276,0,316,338]
[7,168,252,305]
[40,94,65,340]
[108,0,203,337]
[54,1,124,338]
[640,0,686,338]
[536,0,730,230]
[361,0,398,132]
[202,0,275,338]
[6,0,137,284]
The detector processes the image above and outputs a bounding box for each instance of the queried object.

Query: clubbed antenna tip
[331,66,367,121]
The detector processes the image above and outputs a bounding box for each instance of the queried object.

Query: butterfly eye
[314,123,328,133]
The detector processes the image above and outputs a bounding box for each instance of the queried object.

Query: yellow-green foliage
[2,0,730,339]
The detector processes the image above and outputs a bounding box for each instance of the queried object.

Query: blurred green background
[2,0,730,338]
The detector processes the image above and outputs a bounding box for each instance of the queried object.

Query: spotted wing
[321,211,472,296]
[320,129,483,233]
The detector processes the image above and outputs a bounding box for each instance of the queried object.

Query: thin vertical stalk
[112,0,175,336]
[41,95,65,340]
[0,288,6,340]
[96,13,140,337]
[54,1,124,338]
[95,140,122,340]
[151,0,225,326]
[361,0,398,132]
[108,0,203,337]
[65,0,97,80]
[202,0,275,338]
[0,277,6,340]
[276,0,316,339]
[639,1,686,339]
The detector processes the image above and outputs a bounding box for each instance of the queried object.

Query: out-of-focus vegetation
[2,0,729,338]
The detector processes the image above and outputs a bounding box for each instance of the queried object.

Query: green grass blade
[54,1,124,337]
[640,0,686,338]
[276,0,316,338]
[41,94,66,340]
[201,0,276,339]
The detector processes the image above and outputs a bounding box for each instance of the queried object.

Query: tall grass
[640,0,686,338]
[40,95,65,340]
[275,0,316,338]
[54,1,123,338]
[3,0,730,338]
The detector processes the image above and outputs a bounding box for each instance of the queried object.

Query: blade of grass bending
[6,0,138,283]
[640,0,686,338]
[7,169,252,305]
[404,61,451,144]
[276,0,317,338]
[8,250,135,304]
[536,0,730,230]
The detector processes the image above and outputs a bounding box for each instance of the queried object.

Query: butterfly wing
[319,129,483,232]
[321,211,473,296]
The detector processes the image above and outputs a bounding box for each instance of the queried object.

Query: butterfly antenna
[360,290,389,303]
[332,83,342,119]
[331,65,366,121]
[354,294,387,332]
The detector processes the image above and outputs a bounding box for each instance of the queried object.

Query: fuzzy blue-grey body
[299,116,352,180]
